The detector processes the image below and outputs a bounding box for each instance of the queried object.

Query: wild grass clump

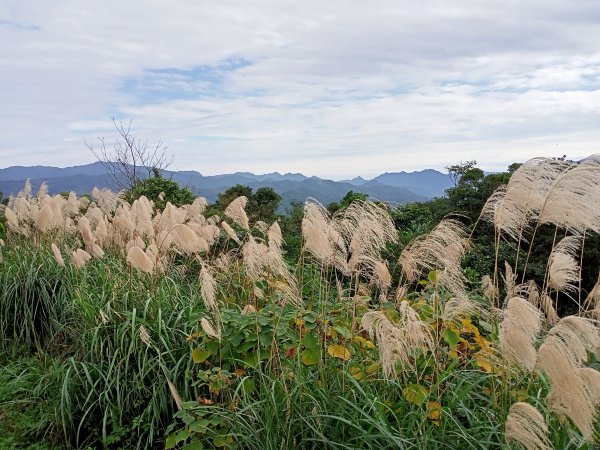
[2,153,600,448]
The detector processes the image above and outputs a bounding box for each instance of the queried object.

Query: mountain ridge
[0,163,453,207]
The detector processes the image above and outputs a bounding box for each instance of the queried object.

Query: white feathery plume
[224,196,250,230]
[505,402,551,450]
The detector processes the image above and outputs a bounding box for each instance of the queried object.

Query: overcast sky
[1,1,600,179]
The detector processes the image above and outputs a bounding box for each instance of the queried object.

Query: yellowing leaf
[192,347,211,364]
[511,389,528,402]
[365,362,379,374]
[475,355,493,373]
[186,332,201,343]
[427,401,442,424]
[403,384,428,405]
[460,318,480,337]
[349,366,364,380]
[327,344,351,361]
[353,335,376,349]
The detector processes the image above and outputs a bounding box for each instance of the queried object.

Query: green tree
[124,175,196,211]
[249,187,282,223]
[216,184,253,211]
[328,190,368,214]
[280,200,304,261]
[213,184,282,225]
[445,160,478,187]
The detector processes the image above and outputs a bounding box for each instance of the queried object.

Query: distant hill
[0,163,451,208]
[372,169,453,198]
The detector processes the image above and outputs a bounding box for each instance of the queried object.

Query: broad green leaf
[241,378,256,394]
[229,333,244,346]
[259,333,273,346]
[189,419,210,433]
[182,442,205,450]
[301,347,321,365]
[302,331,319,349]
[166,429,191,449]
[332,325,352,339]
[442,328,460,347]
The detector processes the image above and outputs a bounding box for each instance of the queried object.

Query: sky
[1,0,600,179]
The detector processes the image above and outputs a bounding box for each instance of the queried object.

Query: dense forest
[1,156,600,449]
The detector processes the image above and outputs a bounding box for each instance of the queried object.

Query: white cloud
[1,0,600,178]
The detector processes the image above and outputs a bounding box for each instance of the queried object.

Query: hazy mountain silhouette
[0,163,451,207]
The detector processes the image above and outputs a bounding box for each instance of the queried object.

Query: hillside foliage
[1,156,600,449]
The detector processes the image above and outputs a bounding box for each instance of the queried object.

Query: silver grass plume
[224,196,250,230]
[502,262,517,300]
[302,199,349,274]
[584,272,600,311]
[481,275,498,301]
[548,235,581,294]
[199,265,219,311]
[130,196,155,239]
[505,402,551,450]
[499,297,542,371]
[487,158,573,241]
[268,221,283,249]
[36,182,48,201]
[398,218,470,300]
[167,379,183,411]
[197,224,220,248]
[51,243,65,267]
[72,249,92,269]
[539,162,600,234]
[36,204,54,233]
[139,325,152,347]
[92,187,119,214]
[66,192,79,217]
[187,197,208,222]
[361,306,433,378]
[221,221,241,244]
[170,223,201,254]
[200,317,221,341]
[535,316,600,440]
[516,281,558,326]
[126,246,154,273]
[337,200,397,271]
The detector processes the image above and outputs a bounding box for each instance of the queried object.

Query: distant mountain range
[0,162,454,208]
